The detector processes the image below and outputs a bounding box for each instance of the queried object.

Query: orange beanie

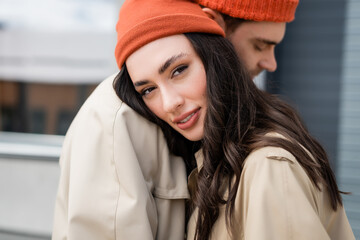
[115,0,225,69]
[195,0,299,22]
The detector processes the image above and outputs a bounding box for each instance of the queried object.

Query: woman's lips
[176,108,200,130]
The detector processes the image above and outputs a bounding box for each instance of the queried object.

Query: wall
[338,0,360,237]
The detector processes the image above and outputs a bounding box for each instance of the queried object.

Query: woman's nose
[161,86,184,113]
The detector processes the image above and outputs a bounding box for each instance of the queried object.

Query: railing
[0,132,63,239]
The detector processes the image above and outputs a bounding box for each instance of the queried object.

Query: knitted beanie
[115,0,225,69]
[195,0,299,22]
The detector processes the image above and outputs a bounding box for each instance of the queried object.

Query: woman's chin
[180,130,203,142]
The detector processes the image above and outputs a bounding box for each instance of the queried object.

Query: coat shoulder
[244,145,296,169]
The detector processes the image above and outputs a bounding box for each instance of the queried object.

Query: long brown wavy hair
[113,33,342,240]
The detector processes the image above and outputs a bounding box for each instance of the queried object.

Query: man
[52,0,299,239]
[197,0,299,79]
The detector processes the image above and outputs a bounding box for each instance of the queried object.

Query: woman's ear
[201,8,226,31]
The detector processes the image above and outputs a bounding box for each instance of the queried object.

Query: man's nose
[258,50,277,72]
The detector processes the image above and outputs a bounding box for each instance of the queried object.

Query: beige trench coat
[187,146,355,240]
[52,74,189,240]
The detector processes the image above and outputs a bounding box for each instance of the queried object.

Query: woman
[113,0,355,239]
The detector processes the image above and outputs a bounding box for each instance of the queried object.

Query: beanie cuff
[196,0,299,22]
[115,14,224,68]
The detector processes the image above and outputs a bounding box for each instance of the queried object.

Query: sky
[0,0,118,32]
[0,0,120,83]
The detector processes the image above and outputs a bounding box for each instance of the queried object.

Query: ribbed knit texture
[115,0,225,69]
[195,0,299,22]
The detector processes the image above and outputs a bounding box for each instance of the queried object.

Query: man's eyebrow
[256,38,279,45]
[159,53,187,74]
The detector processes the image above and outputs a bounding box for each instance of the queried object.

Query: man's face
[226,21,286,78]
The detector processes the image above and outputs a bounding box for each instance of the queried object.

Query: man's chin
[250,70,262,79]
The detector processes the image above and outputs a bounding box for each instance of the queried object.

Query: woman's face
[126,34,207,141]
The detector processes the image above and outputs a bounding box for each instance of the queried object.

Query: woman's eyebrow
[134,80,149,87]
[134,53,188,88]
[158,53,187,74]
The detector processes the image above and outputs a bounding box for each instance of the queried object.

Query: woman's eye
[172,65,188,77]
[141,87,155,96]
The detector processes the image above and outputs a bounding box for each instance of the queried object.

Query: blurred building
[0,0,122,239]
[0,0,359,239]
[0,0,119,135]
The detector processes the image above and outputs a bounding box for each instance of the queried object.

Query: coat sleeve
[112,104,189,240]
[52,76,189,240]
[52,104,159,239]
[237,147,333,240]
